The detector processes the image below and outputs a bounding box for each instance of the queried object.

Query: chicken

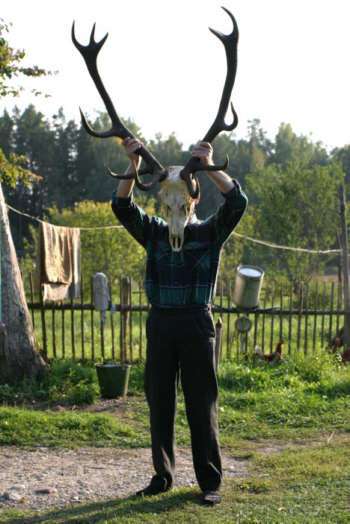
[341,348,350,364]
[254,340,283,364]
[329,326,350,363]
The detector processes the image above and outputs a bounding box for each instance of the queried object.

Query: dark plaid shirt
[111,180,247,308]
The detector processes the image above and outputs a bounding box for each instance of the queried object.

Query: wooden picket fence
[25,273,344,362]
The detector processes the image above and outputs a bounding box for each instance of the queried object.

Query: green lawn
[0,354,349,523]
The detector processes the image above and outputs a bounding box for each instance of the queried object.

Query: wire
[6,202,341,254]
[232,231,340,255]
[6,204,123,230]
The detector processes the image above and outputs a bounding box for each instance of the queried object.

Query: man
[112,137,247,505]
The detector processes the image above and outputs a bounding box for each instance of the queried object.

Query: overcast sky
[1,0,350,150]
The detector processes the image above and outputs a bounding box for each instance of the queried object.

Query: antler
[180,7,239,198]
[71,22,167,191]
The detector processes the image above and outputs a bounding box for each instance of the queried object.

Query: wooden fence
[25,274,344,362]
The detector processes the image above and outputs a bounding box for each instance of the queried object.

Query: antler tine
[108,168,168,191]
[72,21,165,183]
[204,6,239,141]
[180,8,238,197]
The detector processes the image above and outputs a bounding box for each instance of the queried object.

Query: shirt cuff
[112,190,132,208]
[221,179,241,199]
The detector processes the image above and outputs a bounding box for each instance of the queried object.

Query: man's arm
[192,142,248,245]
[191,141,234,194]
[116,137,141,198]
[112,138,151,248]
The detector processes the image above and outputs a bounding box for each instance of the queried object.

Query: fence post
[215,317,223,371]
[339,185,350,348]
[120,276,131,363]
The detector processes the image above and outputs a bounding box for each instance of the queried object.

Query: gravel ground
[0,446,249,511]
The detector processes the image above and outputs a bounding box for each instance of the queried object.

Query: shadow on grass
[3,490,198,524]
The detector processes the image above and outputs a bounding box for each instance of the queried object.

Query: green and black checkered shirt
[112,181,247,308]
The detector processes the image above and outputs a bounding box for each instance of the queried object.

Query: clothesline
[232,232,341,255]
[7,202,341,255]
[6,204,123,230]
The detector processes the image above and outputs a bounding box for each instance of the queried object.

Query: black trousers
[145,306,222,492]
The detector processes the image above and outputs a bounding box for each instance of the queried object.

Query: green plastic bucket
[96,363,131,398]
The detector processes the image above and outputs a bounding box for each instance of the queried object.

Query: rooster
[254,340,283,364]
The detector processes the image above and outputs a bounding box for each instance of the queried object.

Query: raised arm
[191,142,234,194]
[112,138,153,248]
[116,137,142,198]
[192,142,247,245]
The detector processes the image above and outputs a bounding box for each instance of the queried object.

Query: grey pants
[145,306,222,492]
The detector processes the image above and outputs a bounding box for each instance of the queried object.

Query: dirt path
[0,446,249,511]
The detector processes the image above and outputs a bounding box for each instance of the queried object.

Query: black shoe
[201,490,221,506]
[136,476,170,497]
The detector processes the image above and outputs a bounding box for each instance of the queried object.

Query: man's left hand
[191,142,213,167]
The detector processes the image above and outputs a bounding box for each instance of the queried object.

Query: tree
[245,161,343,285]
[0,19,47,382]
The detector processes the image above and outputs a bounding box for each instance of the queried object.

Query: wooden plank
[39,284,48,359]
[304,283,309,355]
[320,282,326,347]
[90,277,95,361]
[253,309,259,351]
[328,282,335,346]
[100,311,105,360]
[120,277,130,363]
[52,307,56,359]
[288,284,293,355]
[279,286,283,341]
[336,280,341,337]
[71,295,76,360]
[110,277,116,361]
[226,281,231,360]
[261,292,266,353]
[269,285,275,352]
[296,284,303,353]
[129,278,133,362]
[80,275,85,360]
[312,282,319,353]
[61,300,65,359]
[139,283,143,360]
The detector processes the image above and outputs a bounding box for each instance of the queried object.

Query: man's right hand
[123,137,142,169]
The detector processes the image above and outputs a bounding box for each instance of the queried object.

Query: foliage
[0,19,51,187]
[244,161,344,284]
[0,360,98,406]
[1,102,350,282]
[0,18,49,97]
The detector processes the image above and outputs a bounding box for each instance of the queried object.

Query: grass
[0,353,349,447]
[0,436,349,523]
[0,354,349,522]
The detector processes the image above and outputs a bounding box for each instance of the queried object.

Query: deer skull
[158,167,196,252]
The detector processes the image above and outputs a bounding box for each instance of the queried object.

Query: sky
[1,0,350,150]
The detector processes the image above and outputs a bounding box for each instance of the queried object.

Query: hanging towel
[39,222,81,302]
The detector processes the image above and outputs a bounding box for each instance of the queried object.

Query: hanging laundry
[39,222,81,302]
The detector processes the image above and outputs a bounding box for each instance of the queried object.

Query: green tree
[245,161,343,285]
[0,19,50,187]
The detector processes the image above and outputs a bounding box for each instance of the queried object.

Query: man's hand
[116,137,143,198]
[192,141,234,194]
[123,137,142,170]
[191,141,214,167]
